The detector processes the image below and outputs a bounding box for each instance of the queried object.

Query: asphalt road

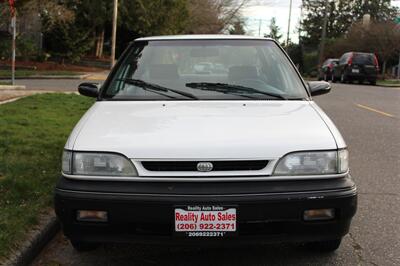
[33,83,400,266]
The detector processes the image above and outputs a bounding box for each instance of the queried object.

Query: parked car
[318,59,338,81]
[332,52,379,85]
[55,35,357,253]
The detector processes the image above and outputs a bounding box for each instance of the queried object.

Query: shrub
[17,35,38,61]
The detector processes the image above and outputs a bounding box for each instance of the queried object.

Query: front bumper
[54,175,357,245]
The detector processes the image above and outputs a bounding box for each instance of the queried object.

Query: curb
[0,74,90,80]
[84,75,108,81]
[0,97,23,105]
[376,84,400,88]
[2,213,60,266]
[0,85,26,90]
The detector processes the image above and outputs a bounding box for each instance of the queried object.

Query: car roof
[135,35,273,42]
[348,52,374,55]
[353,52,374,56]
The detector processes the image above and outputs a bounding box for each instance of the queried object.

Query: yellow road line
[355,104,395,118]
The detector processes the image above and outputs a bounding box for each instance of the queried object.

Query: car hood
[67,101,338,159]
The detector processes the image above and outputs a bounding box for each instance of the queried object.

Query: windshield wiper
[185,82,287,100]
[119,78,198,100]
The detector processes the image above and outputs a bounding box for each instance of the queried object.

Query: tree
[300,0,354,47]
[229,18,246,35]
[300,0,399,48]
[264,17,282,42]
[327,21,400,76]
[352,0,398,22]
[367,22,400,76]
[286,42,304,71]
[69,0,113,58]
[19,0,75,28]
[185,0,249,34]
[120,0,188,36]
[2,0,251,62]
[43,20,93,63]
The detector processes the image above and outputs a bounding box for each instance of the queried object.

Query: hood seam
[308,102,339,149]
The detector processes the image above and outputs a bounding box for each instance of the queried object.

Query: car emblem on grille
[197,162,213,172]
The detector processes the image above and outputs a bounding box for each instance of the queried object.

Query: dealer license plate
[175,206,237,237]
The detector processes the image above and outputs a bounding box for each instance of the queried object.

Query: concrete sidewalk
[84,71,109,81]
[1,71,109,91]
[0,71,108,102]
[12,78,105,92]
[0,89,79,103]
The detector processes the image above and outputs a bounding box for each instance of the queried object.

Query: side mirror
[308,81,331,96]
[78,83,99,98]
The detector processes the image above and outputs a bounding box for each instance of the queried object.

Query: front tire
[306,238,342,252]
[70,240,99,252]
[369,79,376,85]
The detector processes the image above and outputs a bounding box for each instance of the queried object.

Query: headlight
[61,150,138,176]
[273,150,349,176]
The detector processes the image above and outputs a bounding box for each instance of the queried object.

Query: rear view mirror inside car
[190,47,220,57]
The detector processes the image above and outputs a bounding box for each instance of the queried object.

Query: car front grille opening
[141,160,269,172]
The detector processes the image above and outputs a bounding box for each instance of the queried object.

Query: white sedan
[55,35,357,252]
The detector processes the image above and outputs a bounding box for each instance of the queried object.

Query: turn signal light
[77,210,108,222]
[303,208,335,221]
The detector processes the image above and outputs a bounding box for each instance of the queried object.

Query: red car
[318,59,339,81]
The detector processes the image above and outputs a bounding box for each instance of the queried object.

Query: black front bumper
[54,176,357,245]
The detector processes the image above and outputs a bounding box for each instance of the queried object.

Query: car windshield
[102,39,308,100]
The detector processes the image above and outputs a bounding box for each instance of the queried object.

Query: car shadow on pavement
[34,233,342,266]
[99,243,336,266]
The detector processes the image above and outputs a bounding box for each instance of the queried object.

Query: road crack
[349,232,363,265]
[349,233,381,266]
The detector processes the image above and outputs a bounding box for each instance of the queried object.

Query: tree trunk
[95,29,105,58]
[95,31,101,58]
[382,60,387,80]
[98,29,105,58]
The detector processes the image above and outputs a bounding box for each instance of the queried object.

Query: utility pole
[298,0,304,71]
[111,0,118,68]
[318,0,329,66]
[11,13,16,85]
[286,0,293,47]
[298,1,303,43]
[396,16,400,79]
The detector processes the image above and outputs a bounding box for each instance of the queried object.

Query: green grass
[0,70,82,78]
[0,94,94,260]
[377,79,400,87]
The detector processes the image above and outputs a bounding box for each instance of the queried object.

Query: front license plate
[175,206,237,237]
[352,69,360,73]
